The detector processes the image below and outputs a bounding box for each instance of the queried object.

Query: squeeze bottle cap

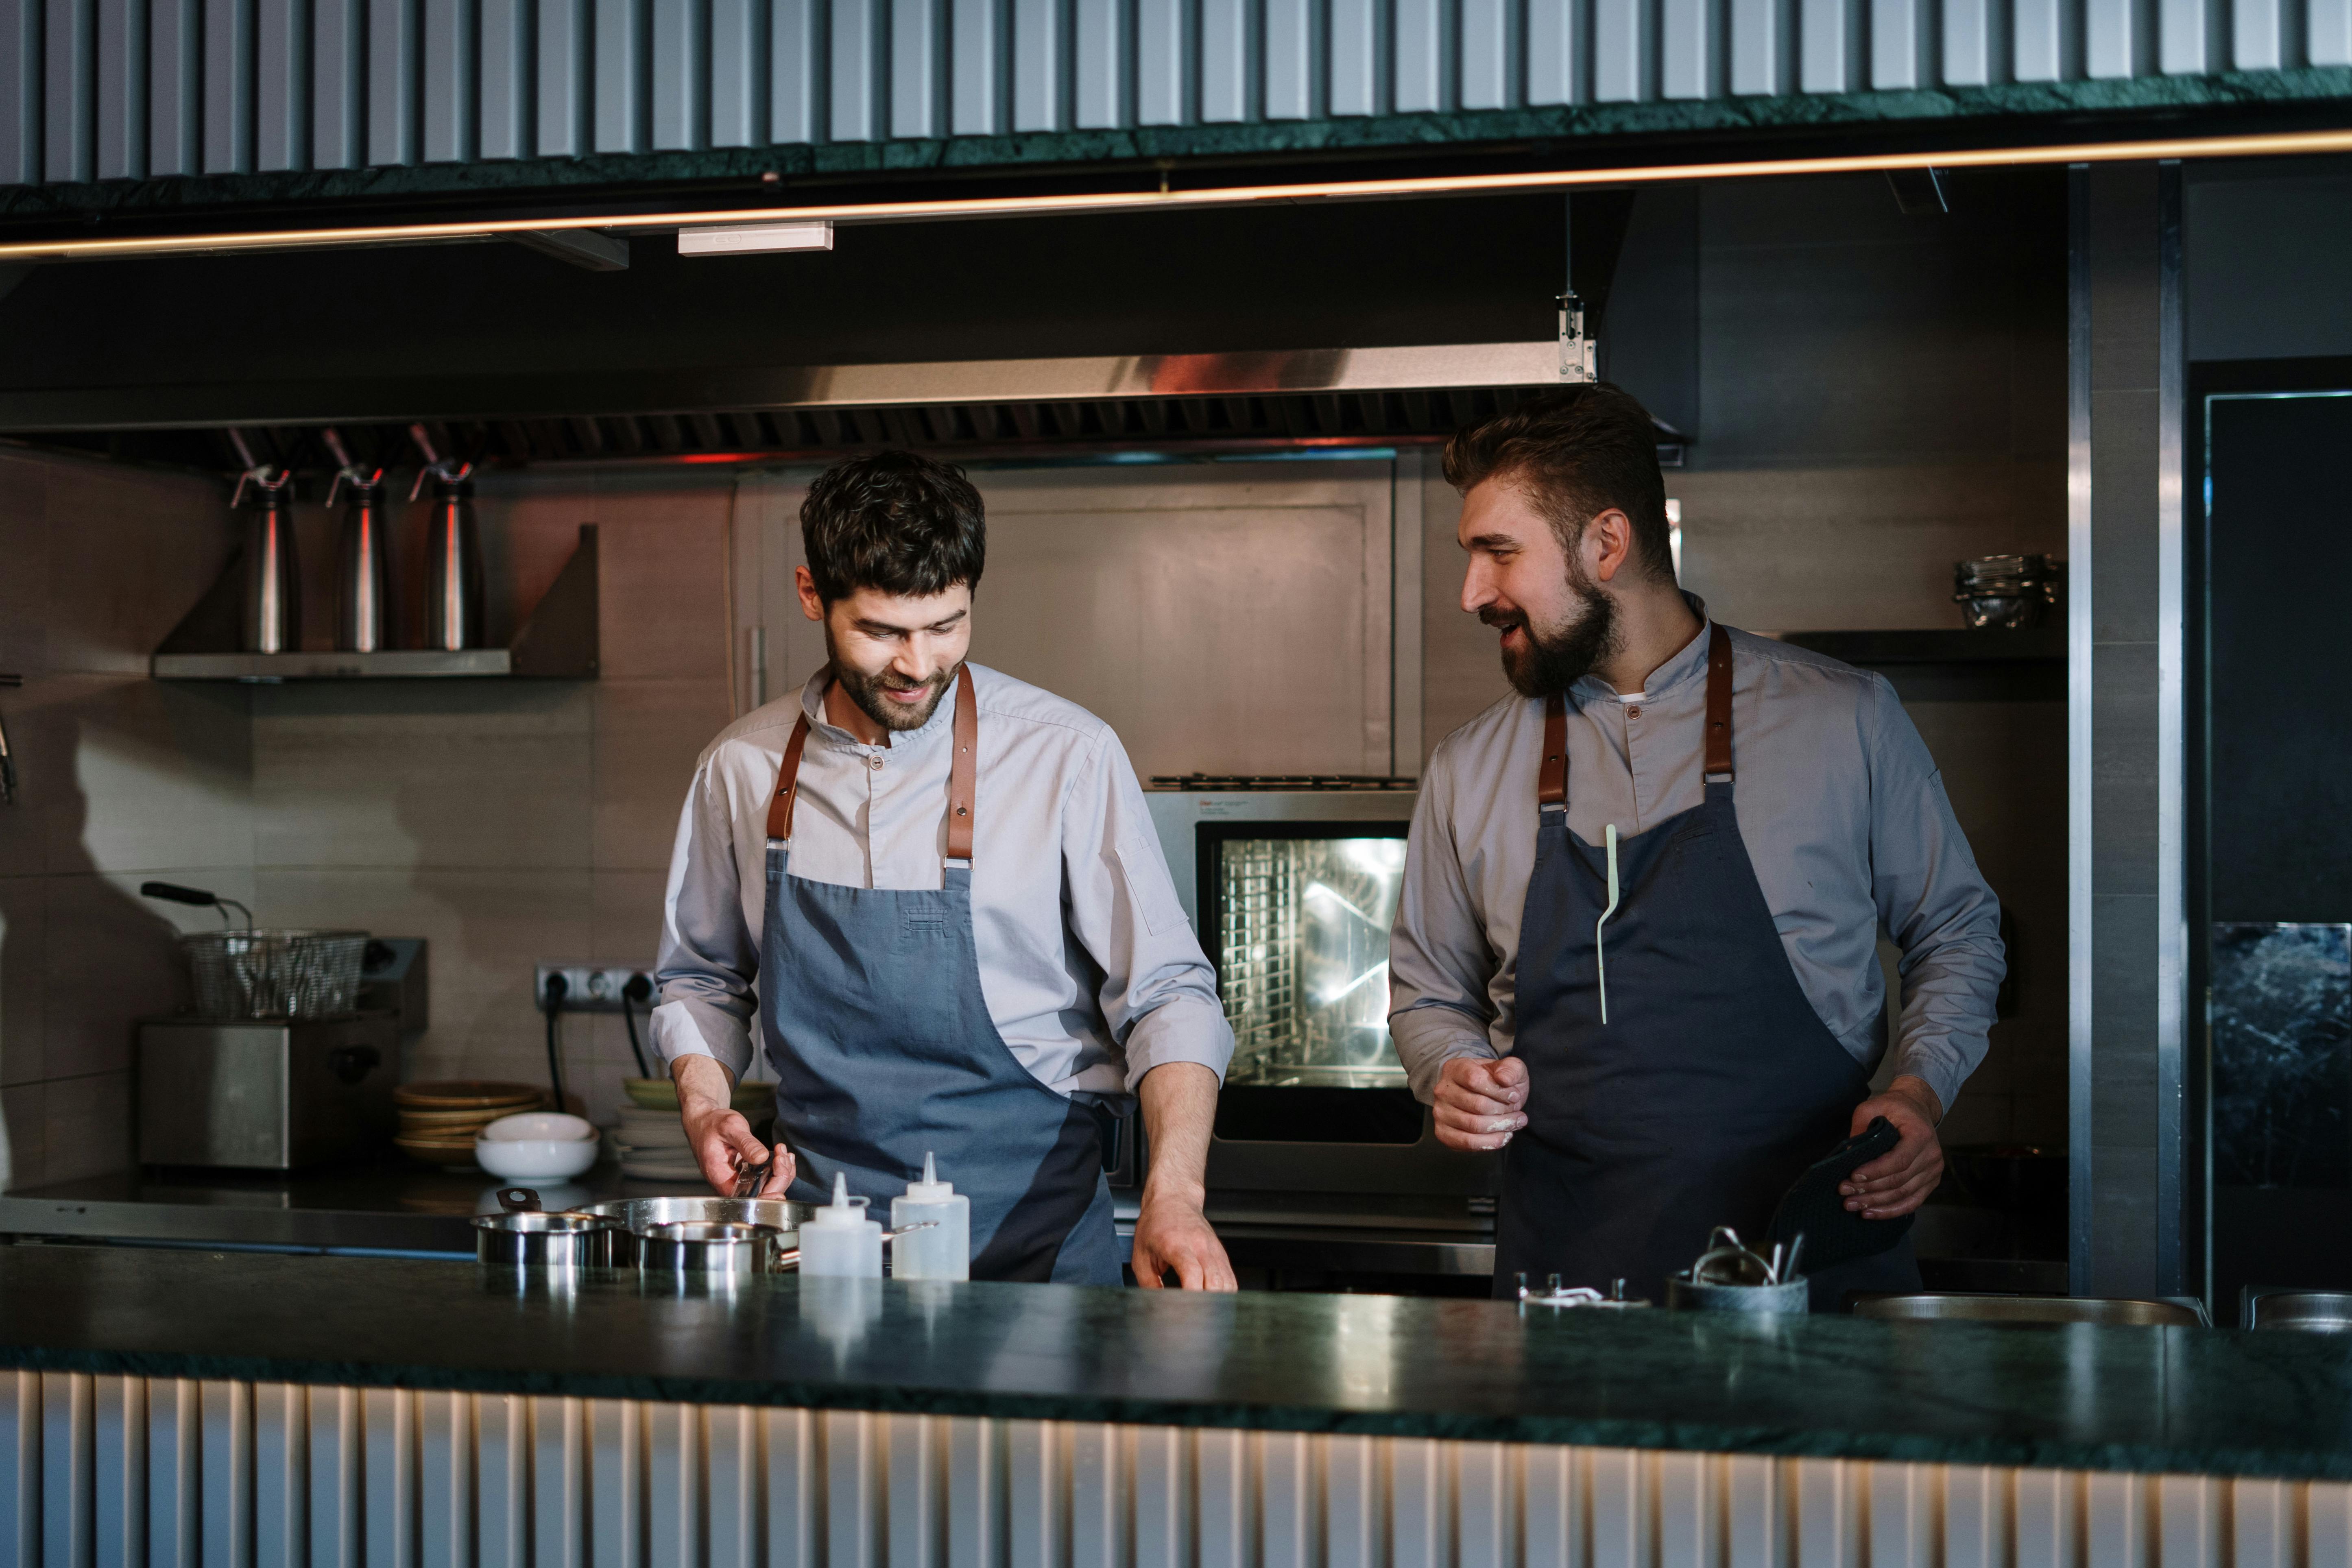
[808,1169,872,1227]
[903,1151,956,1204]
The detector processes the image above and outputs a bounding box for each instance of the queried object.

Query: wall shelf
[152,525,598,683]
[1778,628,2064,665]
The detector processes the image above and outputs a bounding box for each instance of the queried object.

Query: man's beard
[828,637,957,734]
[1481,572,1621,700]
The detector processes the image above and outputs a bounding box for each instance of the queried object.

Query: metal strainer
[143,881,368,1019]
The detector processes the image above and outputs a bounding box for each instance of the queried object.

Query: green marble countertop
[3,1247,2348,1480]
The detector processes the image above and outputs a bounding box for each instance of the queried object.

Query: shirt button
[1626,706,1642,719]
[868,757,884,771]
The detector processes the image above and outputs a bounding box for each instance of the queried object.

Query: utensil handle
[141,881,219,907]
[498,1187,543,1213]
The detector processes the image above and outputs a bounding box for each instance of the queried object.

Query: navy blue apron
[757,665,1122,1285]
[1494,626,1921,1311]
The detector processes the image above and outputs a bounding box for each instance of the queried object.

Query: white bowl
[480,1112,596,1143]
[474,1136,600,1180]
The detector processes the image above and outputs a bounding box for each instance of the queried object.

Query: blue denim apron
[1495,626,1921,1310]
[758,665,1121,1285]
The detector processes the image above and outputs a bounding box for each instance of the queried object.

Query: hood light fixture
[676,220,836,256]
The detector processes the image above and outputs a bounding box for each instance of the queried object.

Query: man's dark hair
[800,451,987,603]
[1441,384,1673,584]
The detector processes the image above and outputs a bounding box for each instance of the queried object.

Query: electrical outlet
[534,964,656,1012]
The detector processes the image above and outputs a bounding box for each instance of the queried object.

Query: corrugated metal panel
[4,0,2352,188]
[9,1371,2352,1567]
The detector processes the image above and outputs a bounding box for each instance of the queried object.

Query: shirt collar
[796,664,962,751]
[1569,591,1713,706]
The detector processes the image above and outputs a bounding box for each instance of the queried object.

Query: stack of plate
[395,1081,547,1169]
[614,1077,773,1182]
[614,1104,703,1181]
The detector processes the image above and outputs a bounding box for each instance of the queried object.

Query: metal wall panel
[256,0,308,170]
[1135,0,1189,120]
[0,0,2346,187]
[93,0,143,175]
[203,0,254,169]
[1,0,37,185]
[44,0,96,183]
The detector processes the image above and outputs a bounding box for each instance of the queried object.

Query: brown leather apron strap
[765,709,814,842]
[765,663,980,860]
[1704,622,1735,781]
[1539,694,1568,808]
[1532,622,1735,809]
[946,663,977,862]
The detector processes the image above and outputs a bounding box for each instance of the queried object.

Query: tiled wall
[248,468,737,1131]
[1420,172,2068,1149]
[0,448,253,1190]
[0,452,746,1189]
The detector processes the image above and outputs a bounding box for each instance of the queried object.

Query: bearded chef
[652,451,1237,1289]
[1388,386,2006,1308]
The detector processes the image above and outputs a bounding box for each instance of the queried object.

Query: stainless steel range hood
[20,324,1689,470]
[749,339,1566,407]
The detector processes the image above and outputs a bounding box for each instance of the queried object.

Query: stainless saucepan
[569,1196,818,1266]
[635,1220,797,1277]
[471,1210,621,1269]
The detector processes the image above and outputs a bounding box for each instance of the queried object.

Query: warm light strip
[7,124,2352,261]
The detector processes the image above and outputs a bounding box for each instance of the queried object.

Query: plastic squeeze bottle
[799,1171,883,1278]
[890,1152,971,1280]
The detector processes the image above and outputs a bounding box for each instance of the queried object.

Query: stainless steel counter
[0,1162,664,1257]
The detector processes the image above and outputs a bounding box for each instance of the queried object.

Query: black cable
[541,972,569,1112]
[620,973,654,1078]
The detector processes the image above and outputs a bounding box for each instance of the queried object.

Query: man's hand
[1132,1062,1237,1290]
[1841,1075,1944,1219]
[1132,1192,1235,1291]
[1433,1054,1527,1151]
[673,1054,793,1197]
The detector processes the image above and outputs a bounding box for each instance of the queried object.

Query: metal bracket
[1557,292,1597,383]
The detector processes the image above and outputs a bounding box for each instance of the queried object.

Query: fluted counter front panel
[8,1371,2352,1568]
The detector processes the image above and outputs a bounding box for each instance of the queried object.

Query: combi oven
[1144,781,1500,1206]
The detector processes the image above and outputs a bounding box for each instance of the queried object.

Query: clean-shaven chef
[1389,387,2006,1308]
[652,451,1237,1289]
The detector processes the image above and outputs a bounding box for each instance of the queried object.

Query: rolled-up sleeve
[651,759,760,1083]
[1865,676,2006,1115]
[1063,732,1234,1092]
[1388,750,1505,1102]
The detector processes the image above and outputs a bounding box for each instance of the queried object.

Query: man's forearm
[671,1051,737,1114]
[1138,1062,1217,1203]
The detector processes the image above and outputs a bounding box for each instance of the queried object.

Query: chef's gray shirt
[1388,612,2003,1116]
[652,663,1233,1098]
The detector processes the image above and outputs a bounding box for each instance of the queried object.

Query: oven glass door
[1199,821,1420,1142]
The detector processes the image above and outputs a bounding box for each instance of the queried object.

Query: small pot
[1665,1274,1810,1314]
[574,1197,815,1266]
[636,1220,790,1277]
[471,1210,619,1269]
